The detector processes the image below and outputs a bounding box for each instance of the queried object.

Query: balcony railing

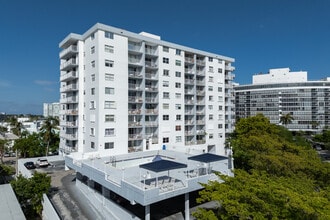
[129,71,143,78]
[128,58,142,65]
[128,134,143,140]
[145,109,158,114]
[60,71,78,82]
[185,57,194,63]
[60,84,78,92]
[145,97,158,103]
[60,45,78,59]
[145,61,158,68]
[129,83,142,90]
[196,60,205,66]
[61,96,78,103]
[128,44,142,52]
[60,58,78,71]
[185,69,194,74]
[128,96,143,103]
[185,79,194,84]
[145,48,157,56]
[64,109,78,115]
[145,73,158,79]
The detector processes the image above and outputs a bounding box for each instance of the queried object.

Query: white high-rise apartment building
[235,68,330,132]
[59,23,235,156]
[43,102,60,118]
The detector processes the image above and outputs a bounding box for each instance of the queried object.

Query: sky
[1,0,330,115]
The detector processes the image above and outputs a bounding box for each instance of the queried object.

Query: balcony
[129,83,143,91]
[145,97,158,103]
[196,139,206,144]
[129,71,143,78]
[195,80,205,85]
[128,134,143,140]
[185,131,194,136]
[61,96,78,104]
[185,110,194,115]
[128,43,142,54]
[145,48,158,57]
[128,58,142,66]
[128,96,143,103]
[128,122,143,128]
[185,57,194,64]
[145,72,158,80]
[196,110,205,115]
[185,99,194,105]
[185,68,194,75]
[64,121,78,128]
[184,89,194,94]
[145,84,158,92]
[128,109,142,115]
[145,121,158,127]
[60,45,78,59]
[60,84,78,92]
[145,61,158,69]
[64,109,78,115]
[185,79,194,85]
[196,120,205,125]
[145,109,158,115]
[196,60,205,66]
[225,65,235,71]
[60,71,78,82]
[61,133,78,141]
[60,58,78,71]
[185,120,194,125]
[196,90,205,96]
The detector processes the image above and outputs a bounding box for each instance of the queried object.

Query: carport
[139,159,188,220]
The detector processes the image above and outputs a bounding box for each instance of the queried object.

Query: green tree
[40,116,59,156]
[194,115,330,219]
[280,113,294,126]
[13,133,45,158]
[11,172,51,217]
[9,116,24,137]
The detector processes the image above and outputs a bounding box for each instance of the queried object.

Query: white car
[36,158,49,168]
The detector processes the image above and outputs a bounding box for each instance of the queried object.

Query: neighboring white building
[43,102,60,118]
[59,23,235,157]
[235,68,330,132]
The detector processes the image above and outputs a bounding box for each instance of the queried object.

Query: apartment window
[105,60,114,67]
[218,106,223,111]
[208,57,213,62]
[176,49,181,55]
[105,101,115,109]
[105,31,114,39]
[209,114,214,120]
[175,104,181,110]
[105,128,115,136]
[218,87,222,92]
[91,88,95,95]
[163,103,169,109]
[105,45,114,53]
[163,69,169,76]
[175,82,181,88]
[218,133,223,138]
[163,137,169,143]
[90,128,95,136]
[90,101,95,109]
[209,96,213,101]
[91,46,95,54]
[218,96,223,102]
[209,66,214,73]
[175,71,181,77]
[163,46,169,52]
[91,74,95,81]
[208,86,213,91]
[163,92,170,99]
[163,115,169,120]
[175,60,181,66]
[209,76,214,82]
[218,59,222,64]
[105,114,115,122]
[105,87,115,94]
[218,114,223,120]
[218,68,223,73]
[91,60,95,68]
[90,33,95,40]
[175,136,182,142]
[176,115,181,121]
[90,114,95,122]
[208,105,213,110]
[163,81,169,87]
[104,142,114,149]
[175,93,182,99]
[209,133,214,139]
[163,57,169,64]
[105,73,114,81]
[175,125,181,131]
[91,141,95,149]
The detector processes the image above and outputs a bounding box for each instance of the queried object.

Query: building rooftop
[0,184,26,220]
[66,150,233,207]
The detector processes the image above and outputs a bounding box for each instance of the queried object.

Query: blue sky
[1,0,330,115]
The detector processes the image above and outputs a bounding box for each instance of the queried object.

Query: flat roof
[0,184,26,220]
[65,150,232,206]
[188,153,228,163]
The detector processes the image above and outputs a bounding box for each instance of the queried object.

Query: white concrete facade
[43,102,60,118]
[253,68,307,84]
[59,23,235,157]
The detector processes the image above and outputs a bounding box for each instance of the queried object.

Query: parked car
[36,158,49,168]
[24,161,36,170]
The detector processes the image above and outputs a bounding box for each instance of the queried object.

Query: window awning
[139,159,187,173]
[188,153,227,163]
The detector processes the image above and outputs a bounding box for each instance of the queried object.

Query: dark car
[24,161,36,170]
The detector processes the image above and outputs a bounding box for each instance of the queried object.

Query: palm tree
[9,117,24,138]
[40,117,59,156]
[279,113,294,127]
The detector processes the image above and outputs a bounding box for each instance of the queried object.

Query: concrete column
[185,193,190,220]
[145,205,150,220]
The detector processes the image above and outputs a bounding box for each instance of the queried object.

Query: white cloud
[34,80,56,86]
